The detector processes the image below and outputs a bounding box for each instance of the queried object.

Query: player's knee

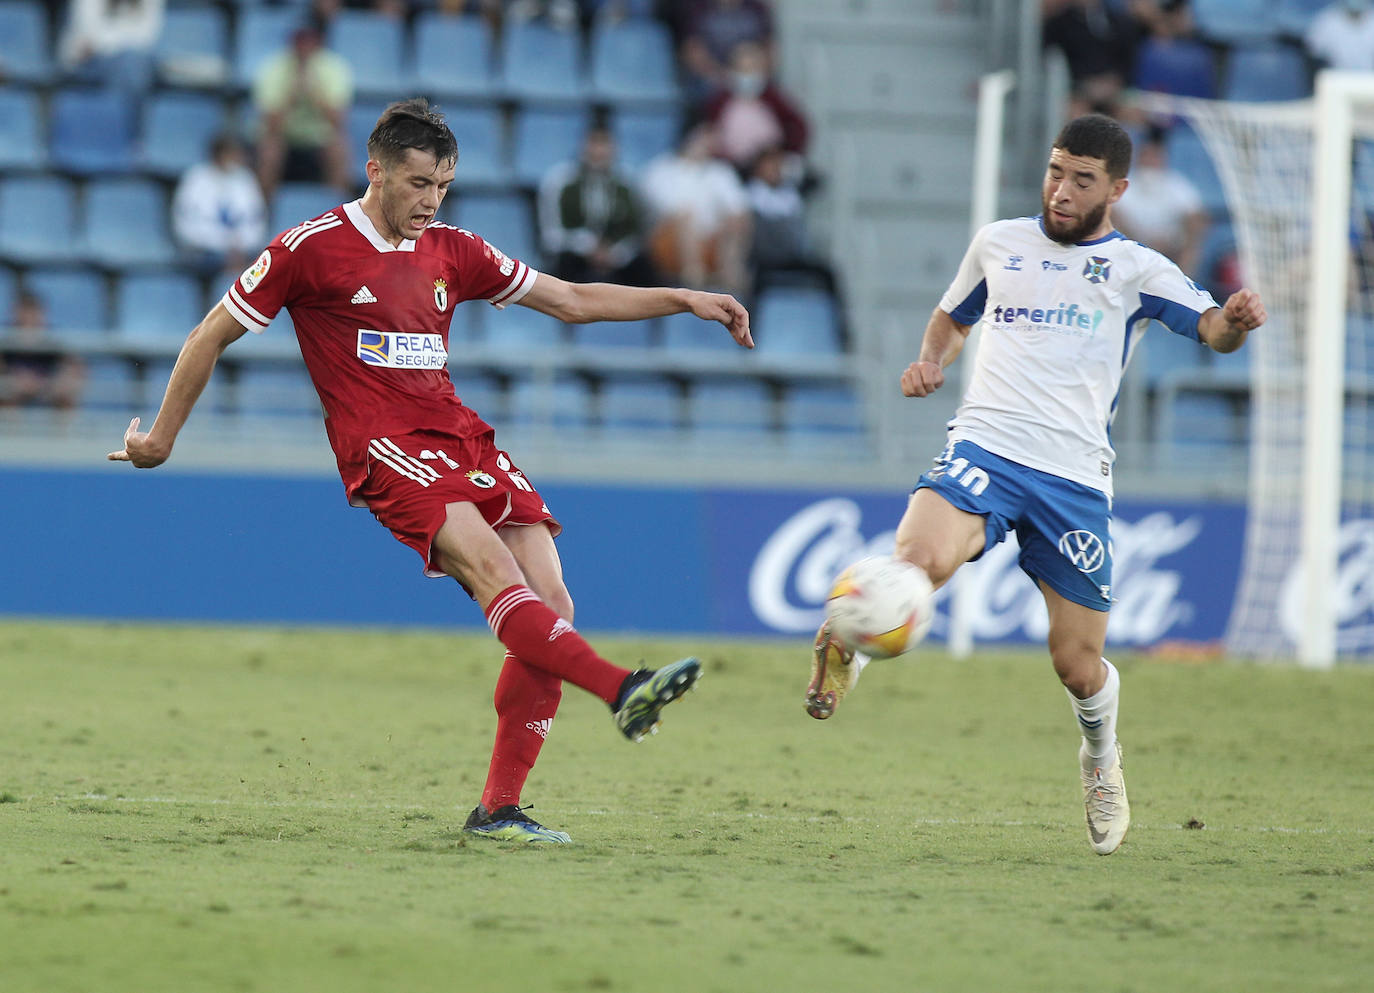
[895,541,958,589]
[1051,647,1105,698]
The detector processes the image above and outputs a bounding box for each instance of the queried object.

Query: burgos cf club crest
[433,278,448,311]
[1082,256,1111,284]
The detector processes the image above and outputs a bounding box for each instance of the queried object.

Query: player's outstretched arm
[519,273,753,348]
[1197,288,1266,353]
[901,307,971,398]
[108,304,248,468]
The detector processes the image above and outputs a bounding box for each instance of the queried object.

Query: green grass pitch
[2,619,1370,992]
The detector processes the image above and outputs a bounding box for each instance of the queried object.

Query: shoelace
[1084,771,1122,821]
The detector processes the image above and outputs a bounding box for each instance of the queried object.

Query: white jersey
[939,216,1218,496]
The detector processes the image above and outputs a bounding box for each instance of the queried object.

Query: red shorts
[353,429,560,577]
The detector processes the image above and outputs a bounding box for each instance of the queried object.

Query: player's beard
[1042,195,1109,245]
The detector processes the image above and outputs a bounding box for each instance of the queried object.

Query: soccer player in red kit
[110,99,754,843]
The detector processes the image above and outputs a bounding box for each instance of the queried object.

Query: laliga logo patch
[433,278,448,311]
[1081,256,1111,284]
[241,250,271,293]
[466,469,497,489]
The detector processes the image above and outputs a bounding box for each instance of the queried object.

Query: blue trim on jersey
[948,279,988,326]
[1138,292,1203,341]
[1033,216,1129,247]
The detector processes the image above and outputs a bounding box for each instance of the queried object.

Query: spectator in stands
[1112,126,1208,277]
[172,133,269,281]
[1304,0,1374,72]
[538,123,659,287]
[1129,0,1216,101]
[745,144,835,296]
[1042,0,1154,116]
[0,290,84,411]
[675,0,775,105]
[702,39,809,174]
[59,0,164,92]
[641,120,752,297]
[252,18,354,202]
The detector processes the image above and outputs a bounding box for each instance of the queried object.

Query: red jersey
[220,199,537,502]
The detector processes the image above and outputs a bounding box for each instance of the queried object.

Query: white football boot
[1080,740,1130,855]
[805,620,864,719]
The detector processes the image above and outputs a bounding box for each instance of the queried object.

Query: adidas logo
[548,618,574,642]
[525,718,553,739]
[351,285,378,305]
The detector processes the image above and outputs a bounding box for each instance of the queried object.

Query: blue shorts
[914,440,1113,611]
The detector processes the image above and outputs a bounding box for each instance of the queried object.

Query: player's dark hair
[367,98,458,170]
[1052,114,1134,179]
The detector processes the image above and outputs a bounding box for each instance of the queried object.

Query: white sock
[853,650,872,676]
[1067,658,1119,769]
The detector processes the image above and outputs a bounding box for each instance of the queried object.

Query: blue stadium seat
[512,106,589,187]
[114,272,204,340]
[1192,0,1281,45]
[0,1,53,84]
[25,268,109,336]
[328,10,405,99]
[569,318,657,350]
[686,377,774,438]
[0,87,44,171]
[1275,0,1331,36]
[1166,123,1228,215]
[508,373,593,429]
[49,89,138,175]
[270,183,343,237]
[81,177,177,270]
[1133,38,1217,99]
[451,191,538,264]
[446,103,508,188]
[0,264,15,322]
[0,176,80,265]
[236,366,321,419]
[1164,391,1240,451]
[157,3,231,87]
[82,358,140,412]
[598,374,681,432]
[753,287,842,356]
[498,21,587,104]
[478,304,564,349]
[412,13,496,101]
[234,6,302,88]
[1223,45,1311,102]
[1142,321,1209,388]
[779,382,866,445]
[589,18,680,106]
[611,107,680,173]
[661,309,739,354]
[450,370,504,422]
[140,91,229,179]
[346,100,388,184]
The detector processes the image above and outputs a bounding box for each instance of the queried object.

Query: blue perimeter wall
[4,466,1250,647]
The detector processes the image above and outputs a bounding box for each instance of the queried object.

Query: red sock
[480,652,563,811]
[484,586,630,705]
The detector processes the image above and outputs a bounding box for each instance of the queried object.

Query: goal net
[1146,73,1374,664]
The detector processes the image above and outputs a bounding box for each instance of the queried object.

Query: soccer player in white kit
[805,114,1267,854]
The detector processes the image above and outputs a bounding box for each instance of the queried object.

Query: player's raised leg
[1043,584,1129,854]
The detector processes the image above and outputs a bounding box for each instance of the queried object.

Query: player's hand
[1223,288,1266,333]
[901,361,944,397]
[107,417,170,468]
[688,290,753,349]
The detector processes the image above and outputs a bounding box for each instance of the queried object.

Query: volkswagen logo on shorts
[1058,529,1106,573]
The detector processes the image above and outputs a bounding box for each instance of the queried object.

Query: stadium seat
[0,1,53,84]
[270,183,344,237]
[328,10,405,99]
[1223,45,1312,102]
[611,107,681,173]
[0,264,15,322]
[0,176,80,265]
[598,374,682,433]
[80,177,177,270]
[497,21,588,104]
[82,358,141,412]
[234,6,302,88]
[140,90,230,179]
[346,100,388,185]
[1166,123,1229,215]
[660,310,740,355]
[1163,391,1241,451]
[753,287,843,356]
[1133,38,1217,99]
[508,373,593,429]
[25,268,109,336]
[686,377,774,439]
[235,366,322,419]
[512,106,590,187]
[1192,0,1281,45]
[450,371,505,423]
[49,89,138,175]
[156,3,231,87]
[569,318,657,350]
[412,13,496,101]
[0,88,44,171]
[779,382,866,445]
[445,103,509,189]
[450,191,538,265]
[479,304,564,349]
[589,18,680,106]
[1142,321,1209,388]
[114,272,204,340]
[1275,0,1331,36]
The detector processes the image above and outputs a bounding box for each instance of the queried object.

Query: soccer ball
[825,555,934,659]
